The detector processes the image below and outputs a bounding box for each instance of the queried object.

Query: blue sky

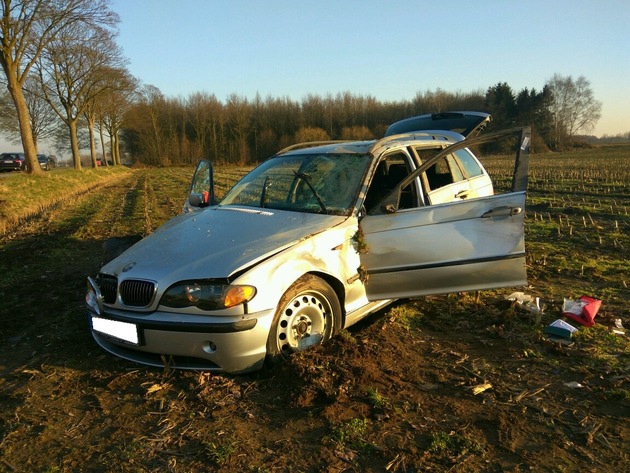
[109,0,630,137]
[3,0,627,154]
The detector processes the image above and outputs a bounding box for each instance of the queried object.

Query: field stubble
[0,147,629,472]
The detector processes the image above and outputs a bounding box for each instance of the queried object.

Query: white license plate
[92,317,140,345]
[4,160,13,163]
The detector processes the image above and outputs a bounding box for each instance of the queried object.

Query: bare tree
[225,94,250,164]
[37,24,122,169]
[186,91,222,161]
[0,75,59,148]
[83,65,130,167]
[547,74,602,148]
[124,84,168,165]
[0,0,118,173]
[97,71,136,166]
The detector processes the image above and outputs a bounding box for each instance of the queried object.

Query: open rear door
[385,111,492,138]
[360,127,530,300]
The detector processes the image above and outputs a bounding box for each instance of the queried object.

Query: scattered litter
[506,291,543,314]
[564,381,584,389]
[613,318,626,336]
[470,382,492,395]
[544,319,578,339]
[562,296,602,327]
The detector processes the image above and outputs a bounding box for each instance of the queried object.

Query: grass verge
[0,167,132,235]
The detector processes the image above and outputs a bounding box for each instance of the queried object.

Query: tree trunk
[112,131,120,165]
[99,125,108,166]
[68,120,82,170]
[6,82,42,175]
[87,116,98,167]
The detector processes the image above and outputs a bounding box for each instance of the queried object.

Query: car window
[453,148,484,178]
[220,153,370,215]
[364,151,419,212]
[424,156,456,191]
[404,143,495,206]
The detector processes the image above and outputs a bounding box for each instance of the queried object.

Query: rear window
[453,149,484,178]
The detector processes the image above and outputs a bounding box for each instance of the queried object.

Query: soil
[1,172,628,472]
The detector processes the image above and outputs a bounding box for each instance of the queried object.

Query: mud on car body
[86,111,531,373]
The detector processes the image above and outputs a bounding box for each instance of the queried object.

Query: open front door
[183,160,217,213]
[360,127,530,301]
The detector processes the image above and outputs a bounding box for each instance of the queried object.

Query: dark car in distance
[0,152,26,172]
[38,154,55,171]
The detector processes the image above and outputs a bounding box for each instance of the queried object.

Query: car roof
[277,130,466,158]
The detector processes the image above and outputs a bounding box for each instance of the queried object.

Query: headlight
[160,282,256,311]
[86,276,103,315]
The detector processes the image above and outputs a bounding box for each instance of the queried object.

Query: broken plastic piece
[562,296,602,327]
[612,319,626,336]
[506,291,542,314]
[564,381,584,389]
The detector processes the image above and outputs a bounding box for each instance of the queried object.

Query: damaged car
[86,111,531,373]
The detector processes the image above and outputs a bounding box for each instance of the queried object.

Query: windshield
[220,153,371,215]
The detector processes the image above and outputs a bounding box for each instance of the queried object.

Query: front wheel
[267,274,341,361]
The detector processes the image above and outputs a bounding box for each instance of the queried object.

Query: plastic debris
[506,291,543,314]
[613,318,626,336]
[564,381,584,389]
[562,296,602,327]
[544,319,578,339]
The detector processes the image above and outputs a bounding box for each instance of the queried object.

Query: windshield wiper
[294,171,327,213]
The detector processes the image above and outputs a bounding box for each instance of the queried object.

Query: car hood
[384,111,491,138]
[102,206,347,282]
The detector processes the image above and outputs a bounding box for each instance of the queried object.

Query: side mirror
[184,160,216,213]
[188,193,203,207]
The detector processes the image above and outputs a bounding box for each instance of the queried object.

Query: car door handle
[481,206,522,218]
[454,189,470,199]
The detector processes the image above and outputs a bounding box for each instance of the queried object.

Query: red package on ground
[562,296,602,327]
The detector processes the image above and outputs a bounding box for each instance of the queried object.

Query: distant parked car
[86,111,531,373]
[0,152,26,172]
[37,154,55,171]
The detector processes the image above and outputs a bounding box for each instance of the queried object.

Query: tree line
[0,1,609,174]
[123,77,605,167]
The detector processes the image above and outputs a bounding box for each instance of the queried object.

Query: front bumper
[86,276,276,373]
[87,307,275,373]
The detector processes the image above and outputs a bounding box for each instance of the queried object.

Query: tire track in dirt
[0,171,145,367]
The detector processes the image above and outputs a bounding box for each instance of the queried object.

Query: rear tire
[266,274,341,362]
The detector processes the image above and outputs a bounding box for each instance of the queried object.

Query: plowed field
[1,154,628,472]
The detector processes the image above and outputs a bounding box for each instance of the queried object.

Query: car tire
[266,274,341,362]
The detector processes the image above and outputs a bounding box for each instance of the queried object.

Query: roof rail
[369,130,464,153]
[274,140,353,156]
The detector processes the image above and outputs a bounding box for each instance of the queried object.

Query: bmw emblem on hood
[122,262,136,272]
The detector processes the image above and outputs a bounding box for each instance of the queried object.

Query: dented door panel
[360,191,527,300]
